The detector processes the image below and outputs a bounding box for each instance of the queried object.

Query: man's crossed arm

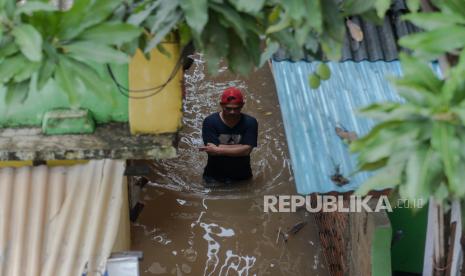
[199,143,252,157]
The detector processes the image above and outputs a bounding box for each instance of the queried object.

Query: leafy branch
[352,1,465,205]
[0,0,141,104]
[1,0,389,103]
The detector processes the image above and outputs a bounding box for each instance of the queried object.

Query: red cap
[220,87,244,105]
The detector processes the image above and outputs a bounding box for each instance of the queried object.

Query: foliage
[1,0,389,102]
[0,0,141,104]
[352,1,465,205]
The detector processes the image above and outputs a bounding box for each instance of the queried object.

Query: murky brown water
[130,56,329,276]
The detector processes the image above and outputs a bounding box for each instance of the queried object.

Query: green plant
[1,0,390,102]
[352,0,465,205]
[0,0,141,104]
[350,2,465,272]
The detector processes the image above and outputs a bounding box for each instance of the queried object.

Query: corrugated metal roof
[271,61,403,194]
[0,160,128,276]
[273,0,420,62]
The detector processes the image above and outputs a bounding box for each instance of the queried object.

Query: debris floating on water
[279,221,308,243]
[276,227,281,244]
[287,221,307,236]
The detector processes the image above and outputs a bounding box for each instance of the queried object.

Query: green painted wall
[0,63,128,127]
[389,205,428,273]
[372,225,392,276]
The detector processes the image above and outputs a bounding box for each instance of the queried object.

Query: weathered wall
[0,64,128,128]
[314,198,392,276]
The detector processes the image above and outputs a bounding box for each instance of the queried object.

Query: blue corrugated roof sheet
[272,61,403,194]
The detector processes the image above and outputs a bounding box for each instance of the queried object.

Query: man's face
[221,103,243,119]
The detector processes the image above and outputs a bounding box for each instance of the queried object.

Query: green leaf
[146,1,180,34]
[267,6,281,24]
[259,40,279,66]
[401,147,435,200]
[321,0,345,50]
[27,8,61,37]
[178,22,192,49]
[394,79,441,108]
[80,0,125,30]
[204,22,229,74]
[0,38,19,57]
[210,3,248,43]
[37,59,56,91]
[55,57,80,106]
[5,81,29,105]
[2,0,15,17]
[78,22,141,46]
[180,0,208,34]
[229,0,265,13]
[127,2,159,26]
[155,44,170,58]
[351,120,401,151]
[271,30,304,60]
[406,0,421,12]
[356,134,400,164]
[266,16,291,34]
[15,1,57,16]
[65,41,129,64]
[294,22,311,48]
[64,58,116,105]
[356,158,388,172]
[145,11,182,53]
[13,61,40,82]
[431,123,465,197]
[397,53,443,94]
[374,0,391,18]
[391,55,443,107]
[281,0,306,21]
[227,33,253,75]
[320,35,342,60]
[57,0,92,39]
[0,54,28,83]
[441,48,465,104]
[433,183,449,203]
[402,12,465,31]
[399,26,465,58]
[304,33,319,53]
[12,24,43,62]
[245,30,261,66]
[439,0,465,18]
[355,163,404,195]
[342,0,375,16]
[306,0,322,34]
[354,125,420,163]
[59,0,125,40]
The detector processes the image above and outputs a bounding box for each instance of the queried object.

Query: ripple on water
[197,222,256,276]
[146,55,292,199]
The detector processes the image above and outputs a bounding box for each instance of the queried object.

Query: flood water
[130,56,329,276]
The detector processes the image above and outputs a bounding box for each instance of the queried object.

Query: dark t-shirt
[202,112,258,181]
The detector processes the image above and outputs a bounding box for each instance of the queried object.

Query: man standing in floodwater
[199,87,258,186]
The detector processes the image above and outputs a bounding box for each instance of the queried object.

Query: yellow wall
[0,160,88,168]
[128,43,183,134]
[0,161,33,168]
